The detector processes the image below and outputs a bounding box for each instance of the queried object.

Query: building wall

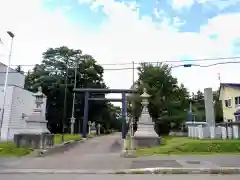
[0,63,25,88]
[7,86,47,140]
[0,86,14,140]
[0,85,47,140]
[220,86,240,122]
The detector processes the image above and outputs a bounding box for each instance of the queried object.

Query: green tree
[24,46,116,133]
[130,63,189,135]
[213,90,223,123]
[191,90,205,121]
[190,89,223,123]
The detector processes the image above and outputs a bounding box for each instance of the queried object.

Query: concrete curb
[30,136,97,157]
[31,140,83,157]
[1,167,240,174]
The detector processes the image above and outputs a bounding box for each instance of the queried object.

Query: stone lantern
[132,88,160,148]
[33,87,46,110]
[25,87,49,134]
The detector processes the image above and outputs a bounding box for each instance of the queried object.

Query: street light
[0,31,15,139]
[7,31,14,38]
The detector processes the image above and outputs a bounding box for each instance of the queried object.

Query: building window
[235,96,240,105]
[236,116,240,121]
[225,99,232,107]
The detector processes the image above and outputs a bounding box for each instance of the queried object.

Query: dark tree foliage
[25,46,121,133]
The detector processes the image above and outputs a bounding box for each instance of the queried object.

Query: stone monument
[132,88,160,148]
[97,124,101,135]
[14,87,53,149]
[88,121,96,135]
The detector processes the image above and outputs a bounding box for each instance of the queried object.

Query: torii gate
[73,88,137,139]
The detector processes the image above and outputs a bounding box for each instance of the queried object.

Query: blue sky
[44,0,107,31]
[43,0,239,33]
[1,0,240,93]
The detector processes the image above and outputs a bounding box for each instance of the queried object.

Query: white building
[0,63,46,140]
[0,62,25,88]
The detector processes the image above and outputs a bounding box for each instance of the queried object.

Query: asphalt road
[0,174,239,180]
[1,133,240,171]
[0,133,131,170]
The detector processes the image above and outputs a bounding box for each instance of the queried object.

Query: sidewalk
[1,153,240,170]
[129,155,240,169]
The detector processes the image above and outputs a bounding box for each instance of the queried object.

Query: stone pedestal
[221,126,227,139]
[133,88,160,148]
[233,125,240,139]
[198,125,203,139]
[210,126,215,139]
[227,126,233,139]
[14,133,54,149]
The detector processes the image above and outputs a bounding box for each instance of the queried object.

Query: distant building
[219,83,240,122]
[0,62,25,88]
[0,63,46,140]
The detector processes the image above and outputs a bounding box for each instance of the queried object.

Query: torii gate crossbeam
[73,88,137,139]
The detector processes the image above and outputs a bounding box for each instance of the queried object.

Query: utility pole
[187,98,193,122]
[130,61,135,150]
[131,61,135,137]
[189,100,192,113]
[218,73,221,84]
[70,57,78,134]
[62,60,69,135]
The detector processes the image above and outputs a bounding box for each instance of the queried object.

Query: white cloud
[0,0,93,70]
[201,13,240,42]
[1,0,240,104]
[80,0,240,94]
[171,0,195,9]
[205,0,240,10]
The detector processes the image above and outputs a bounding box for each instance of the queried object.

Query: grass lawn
[0,133,93,157]
[54,134,82,144]
[0,141,33,157]
[136,136,240,156]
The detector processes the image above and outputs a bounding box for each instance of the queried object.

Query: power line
[6,56,240,67]
[2,60,240,73]
[197,61,240,67]
[105,61,240,70]
[150,56,240,65]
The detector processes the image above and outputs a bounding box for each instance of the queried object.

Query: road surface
[0,174,239,180]
[1,133,240,171]
[1,133,132,170]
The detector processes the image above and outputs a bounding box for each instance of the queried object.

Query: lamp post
[0,31,15,139]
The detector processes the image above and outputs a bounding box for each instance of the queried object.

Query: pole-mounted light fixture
[7,31,14,38]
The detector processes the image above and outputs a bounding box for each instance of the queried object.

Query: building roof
[0,62,19,73]
[220,83,240,89]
